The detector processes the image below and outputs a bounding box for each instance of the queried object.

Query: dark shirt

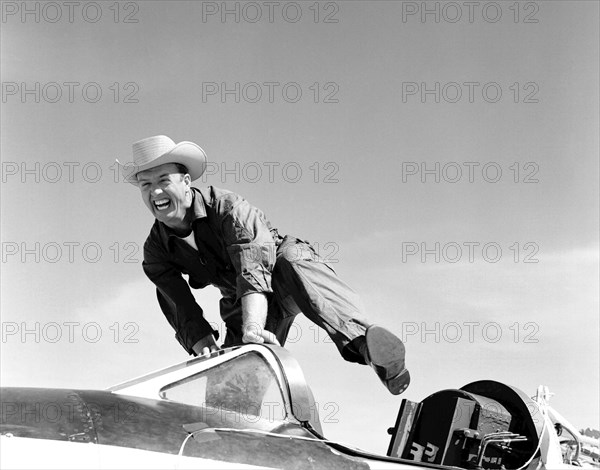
[142,186,280,354]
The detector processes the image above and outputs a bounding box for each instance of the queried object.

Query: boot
[363,325,410,395]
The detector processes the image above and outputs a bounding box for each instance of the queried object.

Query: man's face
[136,163,192,227]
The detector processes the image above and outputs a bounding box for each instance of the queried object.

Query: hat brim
[116,141,207,185]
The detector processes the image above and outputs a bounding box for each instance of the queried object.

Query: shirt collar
[189,187,207,221]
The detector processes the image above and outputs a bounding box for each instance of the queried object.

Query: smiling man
[117,135,410,395]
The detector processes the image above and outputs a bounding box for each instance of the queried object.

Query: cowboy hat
[116,135,207,185]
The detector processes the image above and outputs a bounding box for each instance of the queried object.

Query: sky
[1,0,599,455]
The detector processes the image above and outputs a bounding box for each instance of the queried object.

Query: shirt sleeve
[142,235,218,355]
[216,193,277,300]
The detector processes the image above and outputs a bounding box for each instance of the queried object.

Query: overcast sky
[1,0,598,453]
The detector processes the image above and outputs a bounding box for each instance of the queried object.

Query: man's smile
[153,198,172,211]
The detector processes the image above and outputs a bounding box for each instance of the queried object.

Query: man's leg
[219,296,244,347]
[269,236,410,394]
[271,236,368,362]
[264,293,298,347]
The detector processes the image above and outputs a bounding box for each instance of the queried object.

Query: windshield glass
[160,352,286,422]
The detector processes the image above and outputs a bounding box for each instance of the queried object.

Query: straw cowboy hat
[116,135,207,185]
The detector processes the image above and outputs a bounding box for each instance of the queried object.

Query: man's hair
[174,163,189,175]
[135,163,189,184]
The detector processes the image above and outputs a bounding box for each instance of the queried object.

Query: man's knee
[277,238,314,267]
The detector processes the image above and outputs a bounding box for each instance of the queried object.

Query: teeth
[153,199,171,211]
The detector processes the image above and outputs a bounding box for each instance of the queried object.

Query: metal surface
[474,432,528,469]
[3,346,550,470]
[461,380,543,469]
[261,344,323,433]
[0,345,386,469]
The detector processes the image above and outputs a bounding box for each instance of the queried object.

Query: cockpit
[109,344,324,436]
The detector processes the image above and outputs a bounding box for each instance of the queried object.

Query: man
[117,135,410,395]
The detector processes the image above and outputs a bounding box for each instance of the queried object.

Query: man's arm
[143,237,218,355]
[217,193,280,344]
[241,292,280,345]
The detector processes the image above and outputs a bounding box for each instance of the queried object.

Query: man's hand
[192,334,219,357]
[242,326,281,345]
[241,293,281,346]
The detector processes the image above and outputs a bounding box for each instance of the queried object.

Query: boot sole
[366,325,410,395]
[386,369,411,395]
